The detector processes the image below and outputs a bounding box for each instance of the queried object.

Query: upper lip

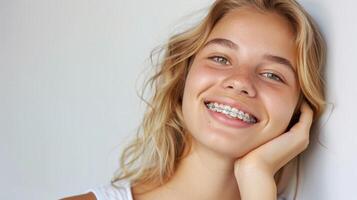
[203,96,259,121]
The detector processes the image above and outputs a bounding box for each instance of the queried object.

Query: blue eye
[209,56,230,65]
[262,72,284,82]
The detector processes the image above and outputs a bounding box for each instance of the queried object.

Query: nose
[222,72,257,97]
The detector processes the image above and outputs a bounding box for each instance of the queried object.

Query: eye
[262,72,284,82]
[208,56,231,65]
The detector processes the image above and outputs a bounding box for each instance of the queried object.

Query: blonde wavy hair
[112,0,327,199]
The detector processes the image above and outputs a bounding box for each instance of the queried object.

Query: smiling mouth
[203,101,259,124]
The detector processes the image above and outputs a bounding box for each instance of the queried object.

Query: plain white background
[0,0,356,199]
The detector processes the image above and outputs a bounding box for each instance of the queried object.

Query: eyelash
[261,72,284,82]
[208,55,230,65]
[208,55,284,83]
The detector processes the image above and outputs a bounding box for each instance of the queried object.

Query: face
[181,7,301,158]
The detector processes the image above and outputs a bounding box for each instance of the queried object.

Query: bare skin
[62,6,314,200]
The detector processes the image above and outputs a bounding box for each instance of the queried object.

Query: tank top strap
[86,180,133,200]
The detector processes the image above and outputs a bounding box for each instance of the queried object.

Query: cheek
[183,64,222,96]
[261,88,299,133]
[182,64,227,114]
[181,63,225,138]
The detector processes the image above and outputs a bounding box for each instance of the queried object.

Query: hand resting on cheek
[234,100,314,199]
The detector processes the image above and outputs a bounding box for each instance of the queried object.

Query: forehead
[207,7,297,69]
[213,7,296,38]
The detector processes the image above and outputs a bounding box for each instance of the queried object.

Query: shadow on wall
[297,0,335,200]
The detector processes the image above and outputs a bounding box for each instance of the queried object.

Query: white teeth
[206,102,257,124]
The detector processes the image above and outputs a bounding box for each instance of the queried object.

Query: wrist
[235,169,277,200]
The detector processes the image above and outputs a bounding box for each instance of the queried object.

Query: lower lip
[205,103,256,129]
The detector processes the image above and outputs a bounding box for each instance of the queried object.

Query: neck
[133,142,241,200]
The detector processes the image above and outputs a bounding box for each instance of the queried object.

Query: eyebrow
[262,54,296,73]
[203,38,239,50]
[203,38,296,73]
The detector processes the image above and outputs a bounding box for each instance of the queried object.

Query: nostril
[223,77,256,97]
[226,84,249,94]
[241,90,248,94]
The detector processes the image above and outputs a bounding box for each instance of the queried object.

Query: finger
[290,100,314,134]
[300,100,314,125]
[247,101,314,173]
[256,132,306,173]
[269,101,314,170]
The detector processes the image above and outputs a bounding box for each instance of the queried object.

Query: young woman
[63,0,326,199]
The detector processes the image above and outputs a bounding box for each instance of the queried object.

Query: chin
[196,138,251,159]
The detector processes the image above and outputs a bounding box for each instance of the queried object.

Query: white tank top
[87,180,133,200]
[87,179,294,200]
